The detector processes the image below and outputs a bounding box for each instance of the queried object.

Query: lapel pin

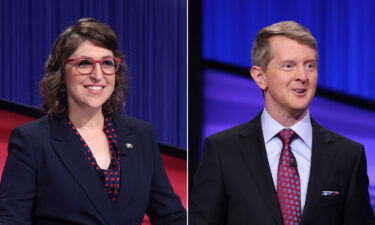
[125,143,134,149]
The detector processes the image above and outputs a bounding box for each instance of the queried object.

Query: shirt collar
[261,109,312,149]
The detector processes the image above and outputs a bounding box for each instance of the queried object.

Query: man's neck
[264,106,308,128]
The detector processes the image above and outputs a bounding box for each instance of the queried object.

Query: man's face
[259,35,317,116]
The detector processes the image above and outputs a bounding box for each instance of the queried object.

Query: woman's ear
[250,66,267,90]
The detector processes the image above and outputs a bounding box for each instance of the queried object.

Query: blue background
[203,0,375,101]
[0,0,186,149]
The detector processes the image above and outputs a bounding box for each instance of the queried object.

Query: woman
[0,18,186,225]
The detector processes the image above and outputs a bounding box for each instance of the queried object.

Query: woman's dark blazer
[0,114,186,225]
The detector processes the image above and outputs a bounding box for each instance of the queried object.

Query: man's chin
[288,107,309,119]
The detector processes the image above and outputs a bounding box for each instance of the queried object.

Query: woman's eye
[102,59,115,67]
[77,59,92,67]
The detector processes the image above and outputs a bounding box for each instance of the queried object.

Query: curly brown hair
[40,18,128,117]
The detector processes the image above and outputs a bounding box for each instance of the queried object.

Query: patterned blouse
[68,116,121,201]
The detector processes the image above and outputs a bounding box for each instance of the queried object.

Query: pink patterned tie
[277,128,301,225]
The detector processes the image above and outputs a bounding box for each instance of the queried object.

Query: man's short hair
[251,21,317,70]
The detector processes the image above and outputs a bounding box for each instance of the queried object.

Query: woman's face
[64,40,116,114]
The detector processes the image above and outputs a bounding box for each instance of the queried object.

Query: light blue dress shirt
[261,109,312,212]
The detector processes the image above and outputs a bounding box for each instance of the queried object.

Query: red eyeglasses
[65,57,121,75]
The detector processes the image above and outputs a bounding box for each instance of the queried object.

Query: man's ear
[250,66,267,90]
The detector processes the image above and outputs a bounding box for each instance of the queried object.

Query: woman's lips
[84,85,105,94]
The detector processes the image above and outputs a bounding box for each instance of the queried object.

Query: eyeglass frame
[65,57,121,75]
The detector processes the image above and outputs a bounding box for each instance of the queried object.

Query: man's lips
[291,88,308,97]
[291,88,306,94]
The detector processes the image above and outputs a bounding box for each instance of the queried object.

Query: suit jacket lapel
[239,113,284,225]
[301,118,337,225]
[49,117,118,225]
[111,115,140,212]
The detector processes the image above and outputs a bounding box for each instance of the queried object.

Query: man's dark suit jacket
[0,114,186,225]
[190,113,374,225]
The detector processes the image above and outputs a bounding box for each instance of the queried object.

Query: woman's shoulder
[111,114,154,134]
[8,117,53,145]
[12,116,50,133]
[111,114,157,151]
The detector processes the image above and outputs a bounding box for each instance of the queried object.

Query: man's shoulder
[206,117,260,144]
[313,120,363,151]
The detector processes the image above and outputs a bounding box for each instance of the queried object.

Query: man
[189,21,374,225]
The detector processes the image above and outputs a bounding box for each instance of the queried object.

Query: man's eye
[77,59,92,67]
[282,64,294,70]
[306,63,316,70]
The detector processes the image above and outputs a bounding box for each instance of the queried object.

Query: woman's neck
[68,108,105,133]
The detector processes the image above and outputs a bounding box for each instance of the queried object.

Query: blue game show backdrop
[203,0,375,101]
[0,0,186,149]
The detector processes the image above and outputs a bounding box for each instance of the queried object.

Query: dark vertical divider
[188,0,203,190]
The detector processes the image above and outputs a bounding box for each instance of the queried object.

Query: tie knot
[277,128,296,145]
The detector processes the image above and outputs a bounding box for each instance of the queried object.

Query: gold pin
[125,143,134,149]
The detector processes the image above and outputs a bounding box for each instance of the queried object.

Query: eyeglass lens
[75,58,118,75]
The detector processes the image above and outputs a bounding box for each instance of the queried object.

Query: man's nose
[295,65,308,82]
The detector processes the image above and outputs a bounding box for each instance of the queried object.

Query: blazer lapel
[239,113,284,225]
[49,117,118,225]
[300,119,337,225]
[111,115,140,212]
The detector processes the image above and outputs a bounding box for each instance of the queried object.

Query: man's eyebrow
[304,59,317,63]
[279,60,296,64]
